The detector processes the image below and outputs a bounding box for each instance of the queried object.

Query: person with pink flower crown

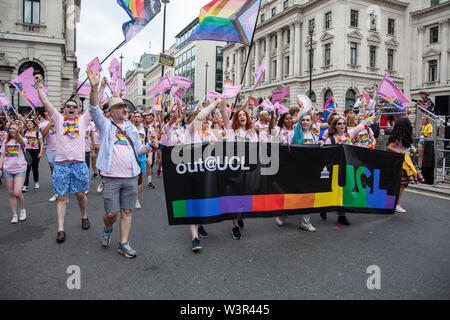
[34,74,91,243]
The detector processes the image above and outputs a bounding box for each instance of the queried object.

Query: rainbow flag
[117,0,161,46]
[191,0,261,46]
[6,146,19,157]
[115,133,128,146]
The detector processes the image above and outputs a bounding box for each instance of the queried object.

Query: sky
[76,0,207,80]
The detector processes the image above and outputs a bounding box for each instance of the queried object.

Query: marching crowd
[0,69,426,256]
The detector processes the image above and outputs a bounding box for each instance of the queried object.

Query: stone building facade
[0,0,81,111]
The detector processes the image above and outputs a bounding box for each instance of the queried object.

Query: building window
[272,7,276,17]
[261,13,265,23]
[24,0,40,24]
[287,29,290,44]
[345,89,356,110]
[370,46,376,68]
[143,80,146,86]
[284,1,289,10]
[388,19,395,35]
[143,99,146,106]
[350,42,357,65]
[324,89,333,106]
[350,10,358,27]
[226,57,230,68]
[143,89,146,96]
[370,14,377,31]
[388,49,394,71]
[429,60,438,82]
[324,44,331,66]
[431,0,440,6]
[325,12,332,29]
[430,26,439,44]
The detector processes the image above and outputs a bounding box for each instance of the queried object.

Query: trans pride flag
[191,0,261,46]
[117,0,161,46]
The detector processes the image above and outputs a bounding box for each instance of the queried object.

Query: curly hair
[388,118,413,147]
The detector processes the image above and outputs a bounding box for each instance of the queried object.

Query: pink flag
[101,93,109,105]
[260,99,274,112]
[87,57,103,77]
[109,57,121,80]
[274,102,289,114]
[376,74,409,109]
[206,90,222,99]
[171,76,192,90]
[272,86,290,102]
[362,92,371,105]
[10,67,49,109]
[0,93,12,107]
[252,60,266,91]
[171,86,185,100]
[150,74,172,98]
[151,105,162,112]
[222,85,242,99]
[77,81,92,97]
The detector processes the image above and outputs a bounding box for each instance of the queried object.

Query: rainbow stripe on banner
[171,165,396,219]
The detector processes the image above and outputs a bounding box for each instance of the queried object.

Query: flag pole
[70,40,126,101]
[233,3,262,110]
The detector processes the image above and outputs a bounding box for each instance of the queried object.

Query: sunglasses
[336,122,346,126]
[65,104,79,109]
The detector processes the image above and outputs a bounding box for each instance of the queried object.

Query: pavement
[0,157,449,300]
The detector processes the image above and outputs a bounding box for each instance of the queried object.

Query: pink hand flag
[109,57,121,80]
[222,85,242,99]
[272,86,290,102]
[274,102,289,114]
[0,93,13,113]
[252,60,266,91]
[150,74,172,98]
[77,81,92,97]
[260,99,274,112]
[171,76,192,90]
[10,67,49,109]
[87,57,103,77]
[376,74,409,110]
[206,90,222,99]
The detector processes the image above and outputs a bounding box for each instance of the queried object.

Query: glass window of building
[429,60,438,81]
[324,44,331,66]
[430,26,439,44]
[350,42,357,65]
[261,13,265,23]
[350,10,358,27]
[24,0,40,24]
[284,1,289,10]
[325,12,332,29]
[324,89,333,106]
[370,46,376,68]
[388,19,395,35]
[388,49,394,71]
[272,7,276,17]
[345,89,356,109]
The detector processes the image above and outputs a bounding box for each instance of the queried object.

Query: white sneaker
[395,205,407,213]
[19,209,27,222]
[97,183,103,193]
[34,182,40,189]
[11,215,18,224]
[135,200,142,209]
[22,186,28,192]
[49,195,57,202]
[85,190,89,194]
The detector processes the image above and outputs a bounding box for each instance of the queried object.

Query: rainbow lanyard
[63,117,79,138]
[336,134,352,145]
[6,145,19,157]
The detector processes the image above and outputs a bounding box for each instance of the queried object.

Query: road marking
[405,189,450,200]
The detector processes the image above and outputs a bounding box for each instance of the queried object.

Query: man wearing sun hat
[34,74,91,244]
[87,68,158,259]
[418,91,435,113]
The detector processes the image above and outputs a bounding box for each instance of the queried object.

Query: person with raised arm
[34,74,91,243]
[87,69,158,259]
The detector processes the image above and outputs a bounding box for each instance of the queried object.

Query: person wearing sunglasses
[34,74,92,243]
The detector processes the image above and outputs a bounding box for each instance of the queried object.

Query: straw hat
[419,91,430,96]
[107,97,127,111]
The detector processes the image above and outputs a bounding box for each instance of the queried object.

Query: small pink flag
[108,57,121,80]
[206,90,222,99]
[260,99,275,112]
[171,76,192,90]
[272,86,290,102]
[77,81,92,97]
[222,85,242,99]
[87,57,103,77]
[376,74,410,109]
[10,67,49,109]
[274,101,289,114]
[0,93,12,107]
[150,74,172,98]
[252,60,266,91]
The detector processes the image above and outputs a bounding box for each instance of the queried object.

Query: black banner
[162,143,403,225]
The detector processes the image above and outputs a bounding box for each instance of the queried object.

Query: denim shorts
[46,150,56,167]
[52,162,89,196]
[3,170,27,179]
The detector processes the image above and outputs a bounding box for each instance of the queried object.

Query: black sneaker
[337,215,351,226]
[198,226,208,238]
[320,212,327,220]
[192,238,202,252]
[231,227,241,240]
[238,219,244,228]
[92,173,99,179]
[147,182,155,189]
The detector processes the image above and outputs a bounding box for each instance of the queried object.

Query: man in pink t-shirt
[39,112,58,201]
[35,74,91,244]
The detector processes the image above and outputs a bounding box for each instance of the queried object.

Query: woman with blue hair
[275,112,317,232]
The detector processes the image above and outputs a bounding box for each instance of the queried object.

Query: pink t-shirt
[101,122,134,178]
[224,122,258,142]
[255,121,270,142]
[24,129,40,150]
[84,125,93,152]
[1,138,27,174]
[52,112,91,162]
[279,127,294,144]
[159,122,170,146]
[92,122,100,145]
[325,128,357,145]
[39,120,57,151]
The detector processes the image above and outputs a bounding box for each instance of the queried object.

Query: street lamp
[8,83,16,110]
[119,53,124,79]
[308,20,315,99]
[161,0,170,78]
[204,61,209,96]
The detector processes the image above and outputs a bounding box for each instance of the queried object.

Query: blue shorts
[3,170,27,179]
[140,160,147,174]
[52,162,89,196]
[46,150,56,167]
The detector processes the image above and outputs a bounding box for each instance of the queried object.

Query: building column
[245,48,252,88]
[417,26,425,87]
[253,39,260,88]
[289,24,295,76]
[276,29,283,81]
[265,34,272,83]
[440,19,449,85]
[294,22,301,76]
[236,47,242,85]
